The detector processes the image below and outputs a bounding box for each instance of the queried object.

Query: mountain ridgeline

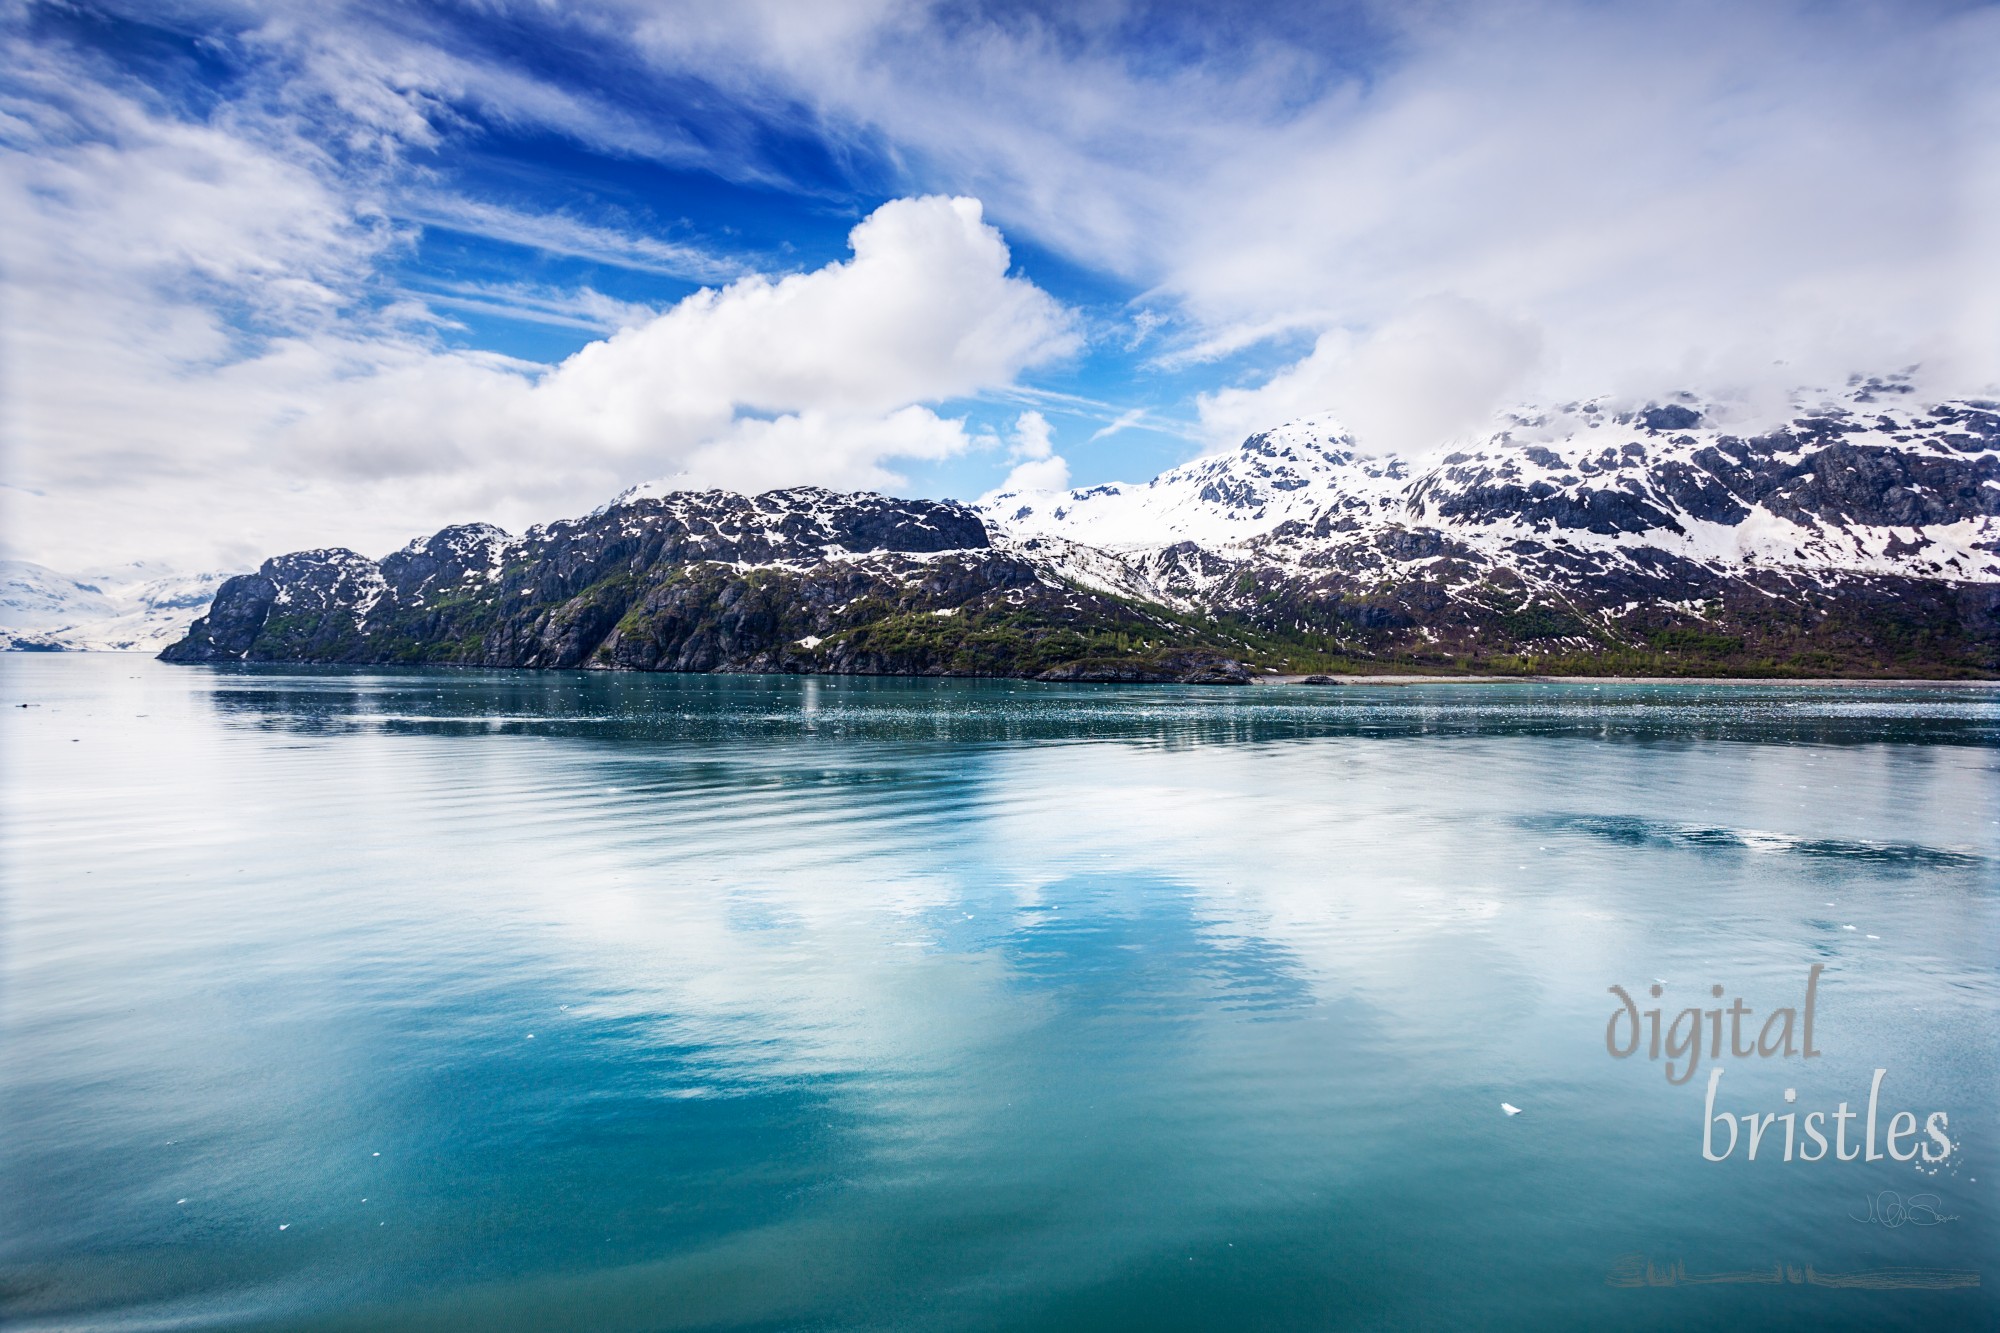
[160,491,1261,682]
[163,381,2000,680]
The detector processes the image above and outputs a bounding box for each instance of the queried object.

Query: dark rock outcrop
[162,488,1256,683]
[162,385,2000,682]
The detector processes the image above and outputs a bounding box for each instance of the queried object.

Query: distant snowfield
[0,561,233,652]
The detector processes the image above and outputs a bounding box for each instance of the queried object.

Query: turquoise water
[2,656,1995,1331]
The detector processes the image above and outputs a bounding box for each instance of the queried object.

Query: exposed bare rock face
[162,489,1252,682]
[163,378,2000,679]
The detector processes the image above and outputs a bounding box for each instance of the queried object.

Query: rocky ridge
[161,378,2000,679]
[161,488,1256,682]
[986,377,2000,675]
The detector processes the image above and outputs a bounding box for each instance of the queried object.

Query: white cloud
[237,2,720,170]
[283,194,1076,483]
[613,0,2000,440]
[1009,411,1055,461]
[0,9,1068,572]
[981,410,1071,499]
[1163,2,1996,443]
[393,195,744,281]
[9,0,1999,571]
[1088,408,1149,442]
[1198,297,1543,453]
[678,406,975,495]
[403,280,662,335]
[0,43,1076,572]
[534,197,1074,432]
[995,456,1072,496]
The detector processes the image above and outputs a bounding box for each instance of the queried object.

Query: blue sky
[3,0,1996,569]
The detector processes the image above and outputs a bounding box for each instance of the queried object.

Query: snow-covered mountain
[981,379,1999,618]
[160,488,1273,680]
[1,561,234,652]
[154,375,2000,679]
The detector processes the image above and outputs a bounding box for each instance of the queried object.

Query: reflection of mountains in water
[12,654,1996,1330]
[1521,813,1988,869]
[199,669,2000,750]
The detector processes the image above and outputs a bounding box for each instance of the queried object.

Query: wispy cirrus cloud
[390,194,747,282]
[394,279,660,335]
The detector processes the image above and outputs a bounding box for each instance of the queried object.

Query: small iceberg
[1501,1103,1522,1116]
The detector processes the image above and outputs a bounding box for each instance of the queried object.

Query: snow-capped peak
[984,415,1409,552]
[979,378,2000,585]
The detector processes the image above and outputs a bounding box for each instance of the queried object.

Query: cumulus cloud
[538,197,1074,434]
[286,194,1076,484]
[0,28,1075,571]
[1198,298,1543,453]
[982,410,1070,499]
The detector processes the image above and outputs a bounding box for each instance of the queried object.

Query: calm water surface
[2,656,1996,1331]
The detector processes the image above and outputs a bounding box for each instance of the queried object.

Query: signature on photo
[1851,1191,1959,1227]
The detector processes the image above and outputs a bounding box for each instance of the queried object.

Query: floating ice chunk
[1502,1103,1522,1116]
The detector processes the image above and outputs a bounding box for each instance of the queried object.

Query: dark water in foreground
[2,657,1995,1331]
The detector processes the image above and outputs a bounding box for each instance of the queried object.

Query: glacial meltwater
[2,655,1995,1331]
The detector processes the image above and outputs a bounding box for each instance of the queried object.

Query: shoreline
[11,651,1997,689]
[1250,673,2000,688]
